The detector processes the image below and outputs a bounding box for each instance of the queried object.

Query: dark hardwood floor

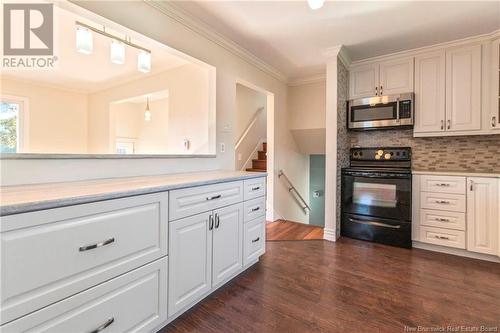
[159,238,500,333]
[266,220,324,241]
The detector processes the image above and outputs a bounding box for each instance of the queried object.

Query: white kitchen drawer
[243,196,266,222]
[2,258,167,332]
[420,192,466,212]
[243,217,266,266]
[419,209,466,231]
[420,175,466,194]
[244,177,266,201]
[0,193,168,325]
[419,226,466,249]
[169,181,243,221]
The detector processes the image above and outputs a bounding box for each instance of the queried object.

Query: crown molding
[145,0,288,83]
[351,29,500,66]
[323,45,351,68]
[288,74,326,86]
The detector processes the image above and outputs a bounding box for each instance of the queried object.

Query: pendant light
[76,26,93,54]
[138,50,151,73]
[144,97,152,121]
[307,0,325,10]
[110,40,125,64]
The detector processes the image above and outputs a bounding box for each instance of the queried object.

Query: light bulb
[76,26,93,54]
[307,0,324,10]
[110,40,125,64]
[144,110,152,121]
[138,50,151,73]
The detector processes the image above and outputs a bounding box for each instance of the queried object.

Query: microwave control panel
[399,100,412,119]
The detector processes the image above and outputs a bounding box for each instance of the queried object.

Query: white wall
[2,1,309,225]
[1,78,88,153]
[288,80,326,130]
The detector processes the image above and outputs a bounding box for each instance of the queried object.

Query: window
[115,138,136,154]
[0,96,28,153]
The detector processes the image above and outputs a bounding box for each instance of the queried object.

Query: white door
[414,51,446,133]
[445,44,482,132]
[467,177,499,255]
[379,57,414,96]
[212,203,243,286]
[349,64,379,99]
[168,212,212,317]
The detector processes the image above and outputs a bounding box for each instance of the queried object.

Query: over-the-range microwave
[347,93,414,130]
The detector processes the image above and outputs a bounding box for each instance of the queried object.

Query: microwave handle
[396,98,400,123]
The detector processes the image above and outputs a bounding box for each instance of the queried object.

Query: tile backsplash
[350,129,500,173]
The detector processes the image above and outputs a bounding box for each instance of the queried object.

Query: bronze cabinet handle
[206,194,222,201]
[252,237,260,243]
[447,119,451,129]
[251,186,260,191]
[79,238,115,252]
[251,207,260,212]
[441,120,444,130]
[88,318,114,333]
[492,116,497,127]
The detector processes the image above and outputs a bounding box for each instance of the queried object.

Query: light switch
[220,143,225,153]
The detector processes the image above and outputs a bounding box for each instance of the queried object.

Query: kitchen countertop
[412,170,500,178]
[0,171,267,216]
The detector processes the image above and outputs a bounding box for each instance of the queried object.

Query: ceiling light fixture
[76,26,93,54]
[144,96,152,121]
[110,40,125,64]
[307,0,325,10]
[138,50,151,73]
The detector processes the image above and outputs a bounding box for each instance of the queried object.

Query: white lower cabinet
[414,174,500,258]
[467,177,499,255]
[2,258,168,333]
[244,217,266,265]
[168,212,213,317]
[212,204,243,286]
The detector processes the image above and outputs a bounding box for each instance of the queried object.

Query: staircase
[246,142,267,172]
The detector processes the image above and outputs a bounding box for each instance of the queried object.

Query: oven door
[341,170,411,221]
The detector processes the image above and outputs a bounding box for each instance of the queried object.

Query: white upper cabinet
[349,64,379,99]
[212,204,243,286]
[445,44,482,132]
[414,51,446,133]
[466,177,499,256]
[491,38,500,130]
[349,58,413,99]
[379,58,414,96]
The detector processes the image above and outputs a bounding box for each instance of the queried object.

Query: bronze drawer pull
[89,317,114,333]
[251,186,260,191]
[252,237,260,243]
[435,235,450,240]
[251,207,260,212]
[206,194,222,201]
[435,200,450,204]
[79,238,115,252]
[435,218,450,222]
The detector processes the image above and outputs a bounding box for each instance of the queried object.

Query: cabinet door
[349,64,379,99]
[414,51,446,133]
[212,203,243,286]
[379,57,414,96]
[168,212,212,317]
[467,177,499,255]
[491,39,500,130]
[445,44,482,132]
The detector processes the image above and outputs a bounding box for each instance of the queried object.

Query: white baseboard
[413,241,500,263]
[323,228,337,242]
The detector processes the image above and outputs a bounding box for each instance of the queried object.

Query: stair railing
[278,169,311,214]
[235,107,265,150]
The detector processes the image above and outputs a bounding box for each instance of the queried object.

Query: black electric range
[341,147,412,248]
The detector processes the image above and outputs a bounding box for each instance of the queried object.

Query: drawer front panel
[244,217,266,266]
[419,226,466,249]
[244,177,266,201]
[2,258,167,332]
[420,175,466,194]
[243,196,266,222]
[1,193,167,324]
[169,181,243,221]
[419,209,466,231]
[420,192,466,212]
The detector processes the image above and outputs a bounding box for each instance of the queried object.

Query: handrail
[278,169,311,213]
[235,107,264,149]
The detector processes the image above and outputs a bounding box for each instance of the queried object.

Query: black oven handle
[343,172,410,179]
[348,217,401,229]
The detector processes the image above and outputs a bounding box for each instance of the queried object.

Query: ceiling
[2,5,188,93]
[173,1,500,80]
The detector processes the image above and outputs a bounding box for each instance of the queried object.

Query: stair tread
[252,159,267,162]
[246,168,267,172]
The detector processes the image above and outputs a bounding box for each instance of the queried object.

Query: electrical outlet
[220,143,225,153]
